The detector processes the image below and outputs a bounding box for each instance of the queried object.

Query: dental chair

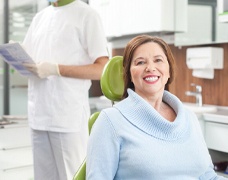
[72,56,124,180]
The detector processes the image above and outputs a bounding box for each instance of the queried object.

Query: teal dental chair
[72,56,124,180]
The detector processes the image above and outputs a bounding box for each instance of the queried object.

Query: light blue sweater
[87,89,227,180]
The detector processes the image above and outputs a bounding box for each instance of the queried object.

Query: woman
[86,35,226,179]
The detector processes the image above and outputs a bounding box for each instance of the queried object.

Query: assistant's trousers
[31,129,88,180]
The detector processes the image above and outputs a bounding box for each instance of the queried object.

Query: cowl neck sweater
[114,89,190,141]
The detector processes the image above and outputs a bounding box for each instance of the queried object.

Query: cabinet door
[0,126,31,150]
[0,125,33,180]
[175,5,212,46]
[89,0,187,38]
[205,122,228,153]
[0,147,33,172]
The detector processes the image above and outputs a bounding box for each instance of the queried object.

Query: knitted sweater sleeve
[86,109,120,179]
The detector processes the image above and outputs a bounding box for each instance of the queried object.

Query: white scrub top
[23,0,108,132]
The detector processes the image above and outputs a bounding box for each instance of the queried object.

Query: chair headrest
[100,56,124,102]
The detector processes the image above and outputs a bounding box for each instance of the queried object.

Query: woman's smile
[143,75,159,83]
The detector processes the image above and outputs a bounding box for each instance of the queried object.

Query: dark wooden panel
[89,80,102,97]
[169,43,228,106]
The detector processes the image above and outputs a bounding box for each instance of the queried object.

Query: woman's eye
[136,61,145,65]
[155,59,162,62]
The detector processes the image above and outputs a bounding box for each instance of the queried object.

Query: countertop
[203,108,228,124]
[183,102,228,124]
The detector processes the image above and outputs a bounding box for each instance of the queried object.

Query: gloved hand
[24,62,60,79]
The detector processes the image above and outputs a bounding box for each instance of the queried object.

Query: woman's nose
[145,62,156,72]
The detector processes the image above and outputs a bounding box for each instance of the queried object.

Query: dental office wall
[112,42,228,106]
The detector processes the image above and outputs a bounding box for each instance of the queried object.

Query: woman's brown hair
[122,35,176,99]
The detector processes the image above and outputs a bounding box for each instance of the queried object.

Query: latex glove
[24,62,60,79]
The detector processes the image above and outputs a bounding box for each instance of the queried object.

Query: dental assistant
[22,0,109,179]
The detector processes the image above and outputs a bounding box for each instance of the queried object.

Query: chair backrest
[100,56,124,102]
[88,111,100,134]
[72,112,100,180]
[72,56,124,180]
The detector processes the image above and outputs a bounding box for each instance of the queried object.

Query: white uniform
[23,1,108,179]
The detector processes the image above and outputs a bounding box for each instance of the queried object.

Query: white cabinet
[89,0,187,38]
[175,1,228,46]
[205,122,228,153]
[175,4,213,46]
[203,108,228,153]
[0,122,34,180]
[0,148,33,180]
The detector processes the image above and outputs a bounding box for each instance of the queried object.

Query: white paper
[0,43,35,77]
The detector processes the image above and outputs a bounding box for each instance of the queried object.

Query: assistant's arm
[59,56,108,80]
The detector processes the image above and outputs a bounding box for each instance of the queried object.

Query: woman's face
[130,42,170,98]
